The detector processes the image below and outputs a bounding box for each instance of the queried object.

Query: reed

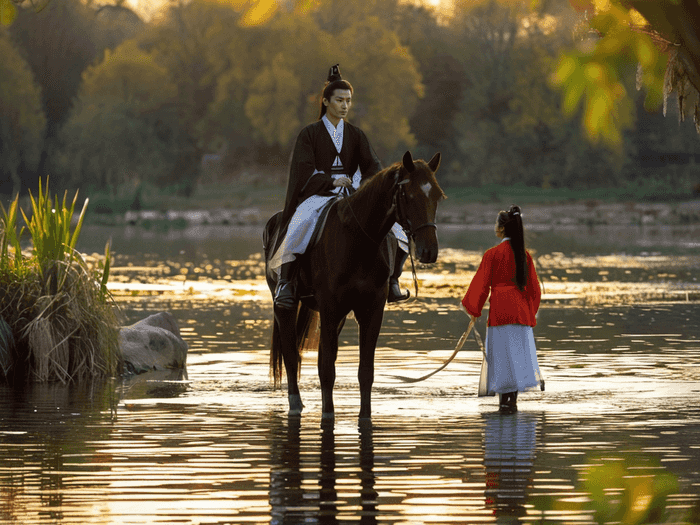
[0,179,121,383]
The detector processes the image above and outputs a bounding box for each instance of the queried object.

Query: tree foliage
[2,0,700,199]
[0,27,45,195]
[53,40,179,190]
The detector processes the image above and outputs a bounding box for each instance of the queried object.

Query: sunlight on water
[0,225,698,524]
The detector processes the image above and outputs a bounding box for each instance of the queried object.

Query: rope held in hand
[390,313,485,383]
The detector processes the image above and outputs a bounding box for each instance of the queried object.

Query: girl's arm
[461,251,492,318]
[526,252,541,314]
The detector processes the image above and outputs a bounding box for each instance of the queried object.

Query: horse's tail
[270,315,285,388]
[297,305,320,356]
[270,304,319,388]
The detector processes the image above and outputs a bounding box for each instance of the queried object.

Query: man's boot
[388,249,410,303]
[274,261,298,310]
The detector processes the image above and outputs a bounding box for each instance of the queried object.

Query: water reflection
[269,417,377,525]
[0,381,116,523]
[269,416,303,524]
[2,222,699,524]
[483,411,538,523]
[117,369,189,400]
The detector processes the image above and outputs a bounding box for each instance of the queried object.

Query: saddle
[263,197,398,295]
[263,199,337,262]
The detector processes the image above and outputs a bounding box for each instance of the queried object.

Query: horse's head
[394,151,445,264]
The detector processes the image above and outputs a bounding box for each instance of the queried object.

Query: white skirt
[480,324,543,397]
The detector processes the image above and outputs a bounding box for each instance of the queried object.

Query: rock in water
[119,312,188,374]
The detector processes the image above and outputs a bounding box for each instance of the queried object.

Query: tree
[392,3,466,164]
[53,39,179,191]
[445,0,633,188]
[94,3,145,51]
[339,16,423,158]
[235,13,337,158]
[9,0,99,190]
[0,28,45,195]
[551,0,700,148]
[199,7,423,170]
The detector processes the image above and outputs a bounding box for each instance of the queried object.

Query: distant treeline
[1,0,699,200]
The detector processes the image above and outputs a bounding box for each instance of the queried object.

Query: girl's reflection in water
[483,411,539,523]
[268,416,377,525]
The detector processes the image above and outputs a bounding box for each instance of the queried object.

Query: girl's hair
[318,64,353,119]
[497,205,527,290]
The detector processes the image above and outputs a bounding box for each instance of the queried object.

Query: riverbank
[84,180,700,229]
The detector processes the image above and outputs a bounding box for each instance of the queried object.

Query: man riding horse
[268,64,411,308]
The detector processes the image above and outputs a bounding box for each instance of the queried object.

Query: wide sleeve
[526,252,541,317]
[461,250,493,318]
[282,126,334,224]
[356,129,382,182]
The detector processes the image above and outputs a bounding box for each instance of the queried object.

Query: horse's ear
[402,151,415,173]
[428,152,441,172]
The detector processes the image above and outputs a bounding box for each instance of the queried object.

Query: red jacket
[461,240,541,327]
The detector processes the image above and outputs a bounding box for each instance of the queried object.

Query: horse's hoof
[288,394,303,415]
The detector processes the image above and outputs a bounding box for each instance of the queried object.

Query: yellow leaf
[584,62,605,82]
[0,0,17,26]
[552,55,577,86]
[593,0,611,13]
[629,8,648,27]
[239,0,278,26]
[203,0,249,8]
[563,75,585,115]
[635,36,656,68]
[584,91,611,141]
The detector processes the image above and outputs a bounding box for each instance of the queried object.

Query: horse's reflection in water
[268,416,377,525]
[482,412,539,523]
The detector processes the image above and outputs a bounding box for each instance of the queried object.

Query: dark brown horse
[264,151,444,419]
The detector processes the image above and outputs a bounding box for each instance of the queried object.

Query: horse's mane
[354,161,403,198]
[353,157,444,201]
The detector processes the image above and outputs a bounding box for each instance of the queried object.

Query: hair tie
[327,64,342,83]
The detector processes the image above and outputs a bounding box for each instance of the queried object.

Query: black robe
[280,119,382,227]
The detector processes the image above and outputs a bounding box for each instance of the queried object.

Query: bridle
[393,179,437,242]
[392,176,438,300]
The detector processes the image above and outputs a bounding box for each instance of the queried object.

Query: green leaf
[100,241,111,298]
[0,0,17,26]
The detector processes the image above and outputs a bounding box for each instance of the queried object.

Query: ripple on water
[1,296,699,523]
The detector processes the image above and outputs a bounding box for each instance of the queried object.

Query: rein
[343,194,382,247]
[342,169,437,300]
[388,313,486,383]
[393,179,436,299]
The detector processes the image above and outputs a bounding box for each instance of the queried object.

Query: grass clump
[0,179,121,384]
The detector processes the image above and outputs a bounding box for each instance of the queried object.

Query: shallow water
[1,224,699,524]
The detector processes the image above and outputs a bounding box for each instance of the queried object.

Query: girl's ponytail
[498,205,527,290]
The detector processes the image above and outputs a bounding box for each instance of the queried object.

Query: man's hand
[333,176,352,189]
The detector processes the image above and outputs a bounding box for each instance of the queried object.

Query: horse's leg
[318,310,341,419]
[355,299,386,420]
[274,305,303,415]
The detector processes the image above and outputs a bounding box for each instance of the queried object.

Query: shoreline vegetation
[0,181,121,384]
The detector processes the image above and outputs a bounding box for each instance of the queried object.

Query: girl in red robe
[461,205,544,411]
